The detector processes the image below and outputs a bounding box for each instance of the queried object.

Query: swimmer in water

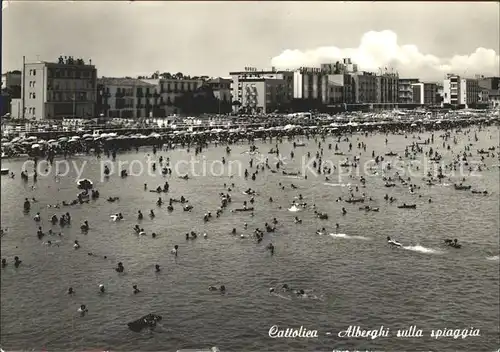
[155,264,160,272]
[68,287,75,294]
[73,240,80,249]
[99,284,105,293]
[172,245,178,256]
[208,285,218,291]
[77,304,88,315]
[132,285,141,294]
[115,262,124,273]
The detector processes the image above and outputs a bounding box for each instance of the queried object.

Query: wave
[329,233,370,240]
[403,245,443,254]
[486,255,499,261]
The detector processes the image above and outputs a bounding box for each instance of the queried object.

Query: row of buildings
[2,56,499,120]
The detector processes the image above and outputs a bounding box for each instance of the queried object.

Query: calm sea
[1,127,499,352]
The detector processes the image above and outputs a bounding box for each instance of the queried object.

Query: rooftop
[98,77,156,87]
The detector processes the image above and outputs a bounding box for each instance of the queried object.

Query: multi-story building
[352,71,377,103]
[97,77,160,118]
[206,77,232,102]
[443,74,483,108]
[487,89,500,108]
[478,77,500,108]
[2,71,22,116]
[2,71,22,95]
[411,82,438,105]
[230,67,294,107]
[158,77,204,109]
[478,76,499,91]
[398,78,420,103]
[238,77,286,114]
[293,67,328,103]
[376,73,399,104]
[325,73,354,104]
[18,56,97,120]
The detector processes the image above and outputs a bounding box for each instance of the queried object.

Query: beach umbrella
[31,144,41,149]
[47,139,57,143]
[82,134,93,138]
[1,138,8,143]
[58,137,68,142]
[26,136,38,141]
[71,135,81,140]
[1,142,12,147]
[84,136,94,141]
[11,137,21,143]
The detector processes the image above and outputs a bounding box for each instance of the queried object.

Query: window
[29,108,32,114]
[29,70,33,75]
[33,92,36,99]
[29,93,32,99]
[33,69,36,76]
[33,108,35,116]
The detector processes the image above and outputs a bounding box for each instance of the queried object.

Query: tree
[174,72,184,80]
[160,72,173,79]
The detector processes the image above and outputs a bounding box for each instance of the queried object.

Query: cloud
[270,30,500,81]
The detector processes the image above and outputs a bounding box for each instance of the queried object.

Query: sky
[2,1,499,82]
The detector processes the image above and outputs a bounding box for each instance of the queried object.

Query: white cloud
[270,30,500,81]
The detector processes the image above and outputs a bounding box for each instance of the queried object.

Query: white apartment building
[238,77,286,114]
[443,74,483,108]
[20,58,97,120]
[230,68,294,108]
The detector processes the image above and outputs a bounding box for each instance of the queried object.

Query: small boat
[127,313,162,333]
[0,168,9,175]
[359,206,379,212]
[294,142,306,147]
[384,183,396,187]
[471,190,488,194]
[234,207,254,212]
[345,198,364,203]
[282,171,299,176]
[454,184,471,190]
[334,152,344,155]
[397,204,416,209]
[385,152,398,156]
[170,198,188,203]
